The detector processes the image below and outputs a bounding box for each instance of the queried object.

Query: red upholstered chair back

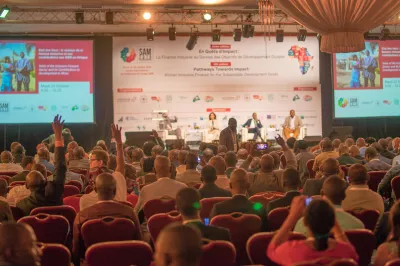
[200,197,231,220]
[306,159,315,179]
[386,259,400,266]
[210,212,261,265]
[63,185,80,198]
[65,180,82,192]
[63,194,83,213]
[267,207,290,231]
[127,194,139,208]
[69,168,88,176]
[85,241,153,266]
[329,259,359,266]
[200,240,236,266]
[249,194,283,209]
[246,232,306,266]
[391,176,400,199]
[294,258,358,266]
[10,206,24,221]
[280,154,287,169]
[193,183,202,189]
[367,171,387,192]
[148,211,182,242]
[81,217,137,248]
[84,185,94,194]
[39,243,71,266]
[0,175,10,184]
[345,229,376,266]
[143,197,176,220]
[346,209,380,231]
[0,172,18,177]
[9,181,26,187]
[18,214,69,244]
[30,205,77,231]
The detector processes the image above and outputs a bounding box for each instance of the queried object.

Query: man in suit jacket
[210,168,267,231]
[0,179,13,222]
[176,153,201,186]
[10,156,35,183]
[219,118,239,152]
[364,147,391,171]
[72,173,142,266]
[266,168,301,214]
[283,110,303,139]
[17,115,67,216]
[337,145,361,166]
[242,112,264,141]
[176,187,230,241]
[134,156,187,213]
[198,165,231,199]
[303,158,340,197]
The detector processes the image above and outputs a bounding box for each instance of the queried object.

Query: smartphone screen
[204,218,210,226]
[256,143,269,150]
[305,197,312,206]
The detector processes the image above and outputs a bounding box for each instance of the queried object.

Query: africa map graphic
[288,45,313,75]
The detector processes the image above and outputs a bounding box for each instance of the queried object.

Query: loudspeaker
[330,126,353,141]
[125,131,153,147]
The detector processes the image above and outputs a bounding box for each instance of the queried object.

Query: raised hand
[275,134,286,147]
[52,115,65,141]
[288,195,308,220]
[150,129,159,138]
[111,123,123,144]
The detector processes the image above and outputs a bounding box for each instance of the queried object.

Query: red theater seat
[0,172,18,178]
[63,185,80,198]
[69,168,88,176]
[10,206,24,221]
[30,205,76,232]
[391,176,400,199]
[200,197,230,220]
[127,194,139,208]
[9,181,26,187]
[345,229,375,266]
[386,259,400,266]
[39,243,71,266]
[66,180,83,192]
[249,194,283,209]
[201,240,236,266]
[143,197,176,220]
[346,209,380,231]
[267,207,290,231]
[367,171,387,192]
[63,194,83,213]
[0,175,10,184]
[148,211,182,242]
[85,185,94,194]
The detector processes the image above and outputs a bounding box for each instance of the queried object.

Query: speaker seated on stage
[206,112,220,141]
[159,112,182,140]
[283,109,303,139]
[242,112,264,142]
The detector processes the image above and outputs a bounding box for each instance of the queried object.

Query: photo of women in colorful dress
[0,42,35,93]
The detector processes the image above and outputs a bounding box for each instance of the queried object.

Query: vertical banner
[113,37,322,136]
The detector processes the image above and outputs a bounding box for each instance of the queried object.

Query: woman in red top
[267,196,358,266]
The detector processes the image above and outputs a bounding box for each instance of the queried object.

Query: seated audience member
[10,141,22,154]
[73,173,142,264]
[7,163,47,206]
[154,224,202,266]
[209,168,267,230]
[349,145,365,162]
[176,150,188,175]
[392,152,400,167]
[176,153,201,186]
[137,157,155,178]
[37,147,55,173]
[357,137,367,157]
[393,137,400,155]
[379,138,396,160]
[295,176,364,235]
[134,156,187,213]
[0,223,41,266]
[269,152,281,170]
[372,142,393,165]
[198,165,231,199]
[224,151,237,178]
[267,168,301,214]
[332,139,341,153]
[197,148,214,172]
[268,197,358,265]
[312,139,339,177]
[286,137,297,152]
[377,164,400,198]
[168,149,180,168]
[13,144,25,164]
[236,149,249,168]
[342,164,384,214]
[68,146,90,170]
[107,154,117,171]
[142,141,156,158]
[217,145,228,156]
[294,140,315,184]
[303,158,340,197]
[152,145,164,159]
[10,156,35,183]
[337,145,361,166]
[208,156,230,190]
[176,187,230,241]
[374,201,400,266]
[17,115,66,216]
[66,141,79,163]
[96,140,108,153]
[345,137,355,148]
[364,147,391,171]
[247,136,296,195]
[0,179,13,222]
[0,151,23,173]
[128,148,144,173]
[248,157,261,173]
[79,125,127,211]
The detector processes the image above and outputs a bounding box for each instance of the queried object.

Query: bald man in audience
[332,139,341,152]
[349,145,365,163]
[134,156,187,213]
[0,179,13,222]
[208,156,230,190]
[224,151,237,178]
[73,173,142,265]
[364,147,391,171]
[217,145,228,155]
[152,145,164,158]
[168,149,180,167]
[209,168,267,230]
[312,139,339,177]
[68,146,90,170]
[176,153,201,186]
[356,137,367,157]
[0,151,23,173]
[236,149,248,168]
[344,138,355,148]
[197,148,214,172]
[303,158,340,197]
[176,150,188,175]
[154,224,202,266]
[37,147,55,173]
[337,145,361,166]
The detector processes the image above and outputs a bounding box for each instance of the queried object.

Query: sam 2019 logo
[338,98,348,108]
[0,103,9,112]
[121,47,153,63]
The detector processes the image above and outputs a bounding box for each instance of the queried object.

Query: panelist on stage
[206,112,220,140]
[242,112,264,142]
[160,112,182,139]
[283,109,303,139]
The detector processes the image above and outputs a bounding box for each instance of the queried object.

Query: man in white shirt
[134,156,187,213]
[0,151,23,173]
[283,110,303,139]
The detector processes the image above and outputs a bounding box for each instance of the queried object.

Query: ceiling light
[0,6,10,19]
[233,28,242,42]
[380,28,390,41]
[212,29,221,42]
[203,12,212,22]
[169,26,176,41]
[143,12,152,20]
[146,27,155,41]
[186,31,199,51]
[75,12,84,24]
[276,29,284,42]
[297,29,307,41]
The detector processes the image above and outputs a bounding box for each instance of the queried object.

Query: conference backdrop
[112,36,322,138]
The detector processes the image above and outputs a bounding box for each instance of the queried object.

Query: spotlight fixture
[0,6,10,19]
[203,12,212,22]
[75,12,84,24]
[105,11,114,25]
[380,28,390,41]
[186,31,199,51]
[168,26,176,41]
[143,12,152,20]
[276,29,284,42]
[212,29,221,42]
[146,27,155,41]
[243,25,255,38]
[297,29,307,41]
[233,28,242,42]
